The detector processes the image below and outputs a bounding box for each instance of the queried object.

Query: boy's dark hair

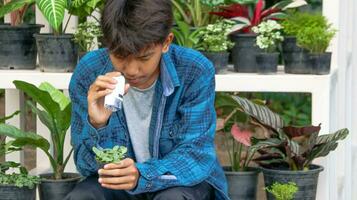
[101,0,173,58]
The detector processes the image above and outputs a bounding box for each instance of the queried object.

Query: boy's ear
[162,33,174,53]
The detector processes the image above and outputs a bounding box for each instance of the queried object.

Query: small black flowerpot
[224,167,260,200]
[0,24,43,70]
[230,33,262,73]
[34,34,78,72]
[308,52,332,75]
[201,51,229,74]
[262,164,324,200]
[39,173,81,200]
[282,36,311,74]
[0,185,36,200]
[256,52,279,74]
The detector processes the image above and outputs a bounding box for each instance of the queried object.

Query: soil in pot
[34,34,78,72]
[38,172,81,200]
[224,167,260,200]
[262,164,324,200]
[256,52,279,74]
[282,36,311,74]
[0,24,43,70]
[230,33,262,73]
[201,51,229,74]
[308,52,332,75]
[0,185,36,200]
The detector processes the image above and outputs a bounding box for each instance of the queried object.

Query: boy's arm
[69,60,114,176]
[129,61,217,194]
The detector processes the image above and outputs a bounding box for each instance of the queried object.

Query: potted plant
[0,112,40,200]
[211,0,306,72]
[265,182,298,200]
[296,14,336,75]
[0,80,81,200]
[223,94,349,200]
[92,145,127,168]
[215,93,285,200]
[73,21,103,60]
[252,20,284,74]
[197,19,235,73]
[0,1,43,70]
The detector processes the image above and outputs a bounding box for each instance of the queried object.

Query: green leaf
[0,111,20,123]
[315,128,349,145]
[0,124,50,152]
[36,0,66,32]
[26,101,55,134]
[0,0,35,18]
[39,82,70,111]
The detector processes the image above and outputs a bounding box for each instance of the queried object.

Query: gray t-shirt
[123,80,157,163]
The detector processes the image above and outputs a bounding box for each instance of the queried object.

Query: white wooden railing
[1,1,356,200]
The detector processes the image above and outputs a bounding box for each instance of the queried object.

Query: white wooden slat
[35,5,50,33]
[4,90,22,166]
[63,11,78,34]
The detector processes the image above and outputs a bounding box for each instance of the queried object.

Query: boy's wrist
[89,117,107,129]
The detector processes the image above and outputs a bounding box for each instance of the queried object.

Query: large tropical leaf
[231,95,285,130]
[26,101,55,135]
[0,0,35,18]
[0,124,50,152]
[37,0,66,32]
[39,82,70,111]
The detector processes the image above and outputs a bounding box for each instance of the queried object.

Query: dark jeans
[65,176,214,200]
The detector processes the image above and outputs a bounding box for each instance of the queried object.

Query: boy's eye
[138,56,150,61]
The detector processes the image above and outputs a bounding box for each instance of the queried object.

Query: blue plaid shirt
[69,44,229,200]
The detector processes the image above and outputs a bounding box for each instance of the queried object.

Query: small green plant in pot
[172,20,202,48]
[0,0,43,70]
[296,14,336,75]
[215,92,285,200]
[222,94,349,200]
[92,145,127,168]
[252,20,284,74]
[73,21,103,60]
[265,182,298,200]
[0,80,81,200]
[0,112,40,200]
[197,19,235,74]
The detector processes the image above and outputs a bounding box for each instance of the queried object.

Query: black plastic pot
[0,24,43,70]
[262,164,324,200]
[230,33,262,73]
[34,34,78,72]
[282,36,311,74]
[201,51,229,74]
[224,167,260,200]
[256,52,279,74]
[308,52,332,75]
[0,185,36,200]
[39,173,81,200]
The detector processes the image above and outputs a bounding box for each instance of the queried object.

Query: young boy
[66,0,229,199]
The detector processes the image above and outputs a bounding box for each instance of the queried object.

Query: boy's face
[110,33,173,89]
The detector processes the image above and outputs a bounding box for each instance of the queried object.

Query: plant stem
[63,14,72,33]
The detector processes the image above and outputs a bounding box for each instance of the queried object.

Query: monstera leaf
[37,0,66,32]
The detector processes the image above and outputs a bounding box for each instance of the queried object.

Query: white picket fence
[1,1,356,200]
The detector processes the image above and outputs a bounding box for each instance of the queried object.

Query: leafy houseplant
[0,80,80,200]
[93,146,127,167]
[0,0,43,70]
[0,112,40,200]
[252,20,284,73]
[73,21,103,59]
[220,94,349,200]
[296,14,336,75]
[265,182,298,200]
[210,0,306,73]
[197,19,235,73]
[215,92,285,200]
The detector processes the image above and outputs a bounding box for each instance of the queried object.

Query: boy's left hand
[98,158,140,190]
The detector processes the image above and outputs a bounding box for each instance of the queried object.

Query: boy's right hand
[88,72,130,129]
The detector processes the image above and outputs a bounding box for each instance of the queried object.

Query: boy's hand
[88,72,130,128]
[98,158,140,190]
